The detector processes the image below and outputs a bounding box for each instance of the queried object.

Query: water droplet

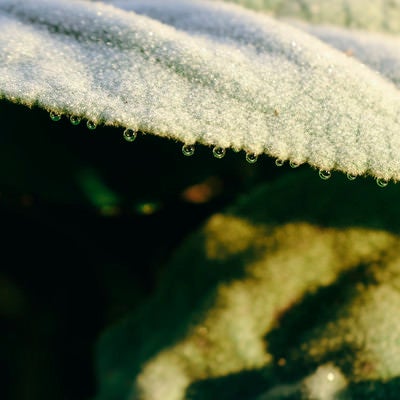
[232,147,241,153]
[246,153,258,164]
[319,170,331,180]
[213,147,226,159]
[275,159,284,167]
[70,115,81,125]
[182,144,195,156]
[86,120,97,130]
[289,161,300,168]
[347,173,357,181]
[376,178,389,188]
[123,128,137,142]
[49,111,61,122]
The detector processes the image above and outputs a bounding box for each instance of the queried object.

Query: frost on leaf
[295,23,400,88]
[1,0,400,181]
[219,0,400,33]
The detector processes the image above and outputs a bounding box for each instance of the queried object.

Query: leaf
[294,22,400,88]
[218,0,400,33]
[124,0,400,88]
[96,171,400,400]
[1,0,400,181]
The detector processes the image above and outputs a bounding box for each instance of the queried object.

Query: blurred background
[0,99,288,400]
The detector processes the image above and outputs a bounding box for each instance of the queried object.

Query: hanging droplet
[86,120,97,130]
[182,144,195,156]
[275,159,284,167]
[376,178,389,188]
[70,115,81,126]
[289,161,300,168]
[49,111,61,122]
[347,173,357,181]
[123,128,137,142]
[213,147,226,159]
[245,153,258,164]
[232,147,241,153]
[319,170,331,180]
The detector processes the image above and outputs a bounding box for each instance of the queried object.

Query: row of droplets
[50,111,97,130]
[182,143,259,164]
[182,144,389,187]
[49,111,390,188]
[50,111,138,142]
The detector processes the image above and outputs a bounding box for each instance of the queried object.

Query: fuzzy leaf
[122,1,400,88]
[295,23,400,88]
[219,0,400,33]
[1,0,400,181]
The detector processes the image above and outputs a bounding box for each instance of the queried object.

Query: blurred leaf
[96,170,400,400]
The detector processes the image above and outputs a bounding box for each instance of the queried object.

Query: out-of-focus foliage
[96,170,400,400]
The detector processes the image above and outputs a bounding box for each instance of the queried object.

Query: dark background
[0,100,286,400]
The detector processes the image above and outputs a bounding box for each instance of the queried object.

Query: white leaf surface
[1,0,400,181]
[295,23,400,88]
[118,0,400,88]
[218,0,400,33]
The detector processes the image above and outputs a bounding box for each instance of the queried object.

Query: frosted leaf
[295,23,400,88]
[1,0,400,181]
[218,0,400,33]
[110,0,400,88]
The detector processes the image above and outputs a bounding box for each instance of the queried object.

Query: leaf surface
[1,0,400,180]
[218,0,400,33]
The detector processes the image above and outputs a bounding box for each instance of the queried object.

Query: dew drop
[246,153,258,164]
[70,115,81,125]
[319,170,331,180]
[347,173,357,181]
[182,144,195,157]
[376,178,389,188]
[86,120,97,130]
[232,147,241,153]
[123,128,137,142]
[213,147,226,159]
[49,111,61,122]
[289,161,300,168]
[275,159,284,167]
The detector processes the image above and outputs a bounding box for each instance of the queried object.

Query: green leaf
[95,171,400,400]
